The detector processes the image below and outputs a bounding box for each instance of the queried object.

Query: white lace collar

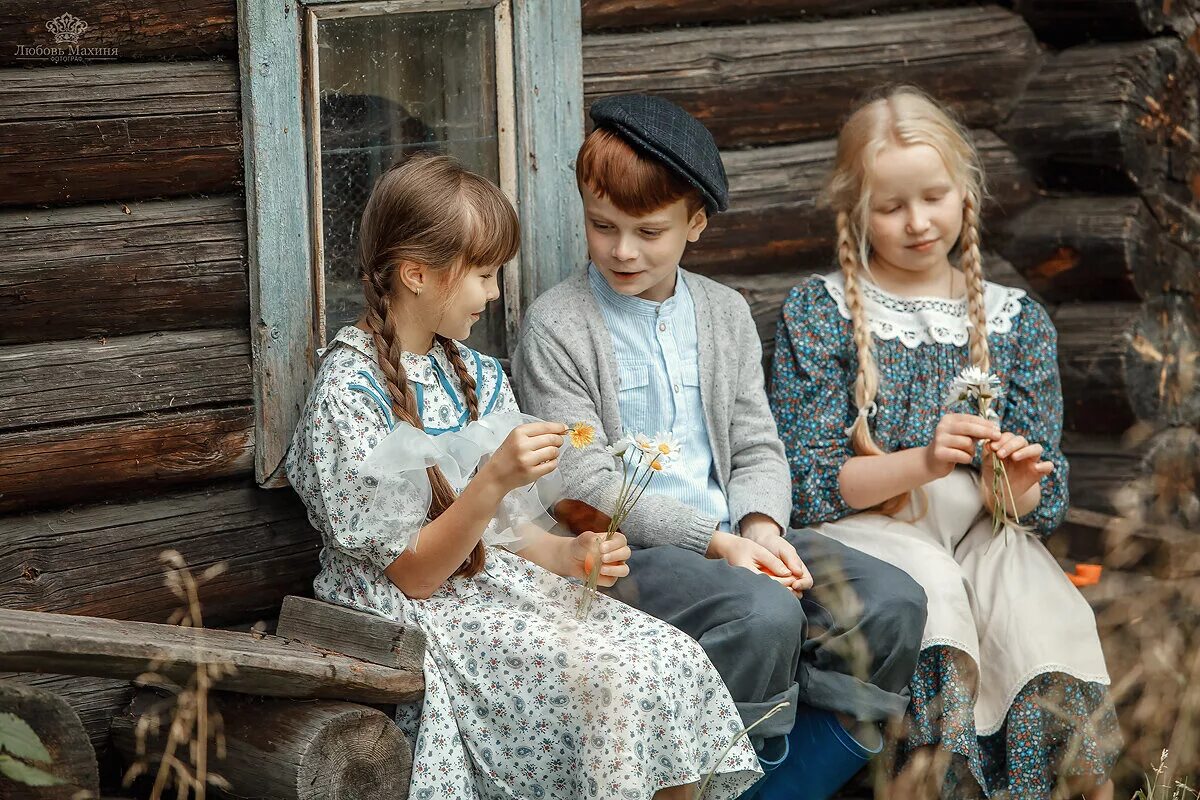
[817,272,1026,349]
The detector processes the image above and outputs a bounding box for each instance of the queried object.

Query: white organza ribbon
[361,412,563,553]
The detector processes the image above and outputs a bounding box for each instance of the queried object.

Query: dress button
[673,384,680,393]
[658,323,666,332]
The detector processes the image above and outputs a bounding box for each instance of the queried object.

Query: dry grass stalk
[121,551,234,800]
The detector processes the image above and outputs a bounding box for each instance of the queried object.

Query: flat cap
[590,94,729,214]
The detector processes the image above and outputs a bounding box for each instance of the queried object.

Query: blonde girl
[768,88,1120,798]
[286,154,761,800]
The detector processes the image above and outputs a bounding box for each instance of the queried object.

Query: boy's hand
[985,432,1054,498]
[740,514,813,595]
[707,531,795,587]
[569,531,630,587]
[482,422,566,493]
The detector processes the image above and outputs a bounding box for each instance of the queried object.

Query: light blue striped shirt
[588,264,731,531]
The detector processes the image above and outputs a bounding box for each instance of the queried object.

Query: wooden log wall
[0,3,316,791]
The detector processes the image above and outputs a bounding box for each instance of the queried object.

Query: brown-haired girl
[286,153,760,800]
[768,88,1120,797]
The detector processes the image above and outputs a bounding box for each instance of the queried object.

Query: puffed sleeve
[287,385,428,571]
[999,298,1069,537]
[768,278,857,528]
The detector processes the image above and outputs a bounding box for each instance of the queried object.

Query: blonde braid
[435,334,481,422]
[960,189,990,372]
[837,212,883,457]
[362,276,486,577]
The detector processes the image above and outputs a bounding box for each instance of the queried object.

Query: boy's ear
[686,208,709,243]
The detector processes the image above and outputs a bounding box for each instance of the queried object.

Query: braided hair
[358,153,519,576]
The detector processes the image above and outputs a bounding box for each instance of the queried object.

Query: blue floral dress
[286,326,761,800]
[769,275,1121,798]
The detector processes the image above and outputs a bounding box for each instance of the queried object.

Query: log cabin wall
[0,2,321,778]
[581,0,1200,783]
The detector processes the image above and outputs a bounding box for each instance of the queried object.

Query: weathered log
[0,330,251,431]
[0,197,247,346]
[998,38,1200,200]
[1013,0,1200,47]
[0,406,254,514]
[581,0,967,31]
[0,1,235,66]
[0,61,241,207]
[0,680,99,799]
[689,131,1036,276]
[0,608,424,704]
[0,483,319,626]
[1124,293,1200,428]
[1062,432,1144,515]
[1054,302,1141,435]
[583,7,1042,147]
[276,596,425,672]
[995,197,1163,303]
[0,673,133,757]
[112,689,412,800]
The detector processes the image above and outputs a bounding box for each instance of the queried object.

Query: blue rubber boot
[737,734,790,800]
[750,707,882,800]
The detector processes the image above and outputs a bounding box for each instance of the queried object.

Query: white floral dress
[286,326,760,800]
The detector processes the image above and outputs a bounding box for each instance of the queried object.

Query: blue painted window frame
[239,0,584,486]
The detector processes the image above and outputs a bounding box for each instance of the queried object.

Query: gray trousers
[601,529,927,752]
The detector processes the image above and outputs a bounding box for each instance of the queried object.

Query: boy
[513,94,926,787]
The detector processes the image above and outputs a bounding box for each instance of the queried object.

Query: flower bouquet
[945,366,1020,535]
[566,423,676,620]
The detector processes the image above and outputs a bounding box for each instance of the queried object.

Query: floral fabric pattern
[286,326,760,800]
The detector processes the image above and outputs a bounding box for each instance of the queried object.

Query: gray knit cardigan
[512,268,792,554]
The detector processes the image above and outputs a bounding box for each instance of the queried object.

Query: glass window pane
[312,8,504,354]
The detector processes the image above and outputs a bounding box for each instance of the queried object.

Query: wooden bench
[0,598,426,800]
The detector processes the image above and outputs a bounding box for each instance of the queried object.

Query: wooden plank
[0,484,319,626]
[0,197,247,346]
[1062,432,1144,516]
[688,131,1035,276]
[0,62,241,207]
[0,680,99,799]
[582,0,966,31]
[0,406,254,514]
[0,0,236,66]
[0,608,424,704]
[1055,302,1141,436]
[238,0,316,486]
[583,7,1042,147]
[112,690,413,800]
[0,330,251,431]
[1013,0,1199,47]
[276,596,425,671]
[0,673,134,756]
[1124,293,1200,428]
[998,38,1200,201]
[511,0,588,350]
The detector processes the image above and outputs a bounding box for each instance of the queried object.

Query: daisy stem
[696,701,791,800]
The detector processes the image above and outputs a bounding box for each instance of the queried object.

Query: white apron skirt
[812,468,1110,735]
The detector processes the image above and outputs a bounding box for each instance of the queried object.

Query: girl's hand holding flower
[482,421,567,493]
[569,530,631,588]
[986,432,1054,500]
[924,412,1001,478]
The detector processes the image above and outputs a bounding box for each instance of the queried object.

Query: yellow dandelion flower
[568,422,595,449]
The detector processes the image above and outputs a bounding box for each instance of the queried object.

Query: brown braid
[436,334,481,422]
[960,189,991,372]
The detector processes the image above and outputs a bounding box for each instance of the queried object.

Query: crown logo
[45,13,89,45]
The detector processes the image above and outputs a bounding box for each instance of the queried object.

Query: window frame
[239,0,584,486]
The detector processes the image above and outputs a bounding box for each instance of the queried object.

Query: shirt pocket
[616,362,651,436]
